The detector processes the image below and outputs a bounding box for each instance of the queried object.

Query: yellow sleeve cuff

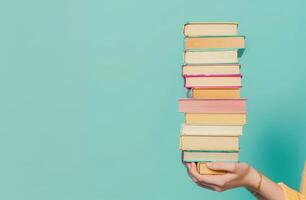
[278,183,306,200]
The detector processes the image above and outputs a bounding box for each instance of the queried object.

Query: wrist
[242,167,261,191]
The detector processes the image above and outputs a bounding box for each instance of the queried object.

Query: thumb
[206,162,238,173]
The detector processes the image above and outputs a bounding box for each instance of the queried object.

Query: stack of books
[178,22,246,174]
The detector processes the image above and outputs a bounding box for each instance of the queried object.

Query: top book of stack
[183,22,239,37]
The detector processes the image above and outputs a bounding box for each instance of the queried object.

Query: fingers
[199,174,233,187]
[184,162,191,168]
[206,162,238,173]
[185,162,235,189]
[185,163,228,191]
[185,162,203,182]
[187,162,204,180]
[187,162,229,186]
[196,183,218,191]
[185,163,220,191]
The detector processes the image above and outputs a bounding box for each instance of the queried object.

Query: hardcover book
[183,22,239,37]
[184,75,242,88]
[178,98,246,113]
[185,113,246,125]
[184,50,239,64]
[182,63,240,76]
[188,88,240,99]
[185,35,245,50]
[180,124,243,136]
[179,135,239,151]
[197,162,227,175]
[183,151,239,162]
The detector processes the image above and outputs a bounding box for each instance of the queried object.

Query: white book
[183,151,239,162]
[181,124,243,136]
[184,50,238,64]
[183,22,238,37]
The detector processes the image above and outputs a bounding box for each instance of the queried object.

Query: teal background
[1,0,306,199]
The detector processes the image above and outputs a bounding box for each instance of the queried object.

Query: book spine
[197,162,226,175]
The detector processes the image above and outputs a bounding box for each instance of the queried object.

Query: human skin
[185,162,285,200]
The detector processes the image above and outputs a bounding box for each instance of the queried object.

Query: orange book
[190,88,240,99]
[197,162,226,175]
[185,113,246,125]
[185,36,245,50]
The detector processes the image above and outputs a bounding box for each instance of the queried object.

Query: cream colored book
[183,151,239,162]
[182,64,240,76]
[181,124,243,136]
[184,50,238,64]
[183,22,238,37]
[185,113,246,125]
[179,135,239,151]
[197,162,226,175]
[184,76,241,88]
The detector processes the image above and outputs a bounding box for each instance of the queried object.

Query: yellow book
[191,88,240,99]
[185,113,246,125]
[197,162,226,175]
[185,36,245,49]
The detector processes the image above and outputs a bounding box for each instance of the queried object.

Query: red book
[178,98,246,113]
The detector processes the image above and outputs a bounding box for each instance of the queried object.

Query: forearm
[245,167,285,200]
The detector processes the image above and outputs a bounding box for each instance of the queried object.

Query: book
[180,124,243,136]
[185,36,245,50]
[184,75,241,88]
[188,88,240,99]
[178,98,246,113]
[183,22,238,37]
[179,135,239,151]
[183,151,239,162]
[184,50,239,64]
[182,64,240,76]
[185,113,246,125]
[197,162,226,175]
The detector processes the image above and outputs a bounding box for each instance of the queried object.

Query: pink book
[178,98,246,113]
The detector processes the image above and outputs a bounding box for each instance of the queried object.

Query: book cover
[178,98,246,113]
[185,113,246,125]
[185,35,245,50]
[183,151,239,162]
[179,135,239,151]
[197,162,227,175]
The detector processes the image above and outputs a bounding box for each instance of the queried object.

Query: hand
[184,162,260,192]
